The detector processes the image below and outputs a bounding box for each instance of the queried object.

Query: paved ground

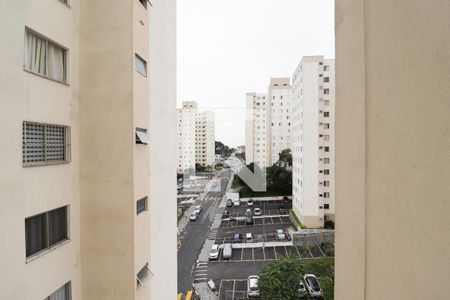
[177,173,230,294]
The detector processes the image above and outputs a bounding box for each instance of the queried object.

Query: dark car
[233,233,241,243]
[222,210,230,219]
[226,199,233,207]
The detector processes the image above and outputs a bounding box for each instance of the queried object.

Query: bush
[324,220,335,229]
[290,209,307,229]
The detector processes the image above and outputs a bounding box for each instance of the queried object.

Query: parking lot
[218,279,262,300]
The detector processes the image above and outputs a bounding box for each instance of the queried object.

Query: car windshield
[249,279,258,290]
[306,277,320,291]
[210,248,218,254]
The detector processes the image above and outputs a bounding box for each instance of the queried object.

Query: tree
[277,148,292,168]
[215,141,232,158]
[258,256,305,299]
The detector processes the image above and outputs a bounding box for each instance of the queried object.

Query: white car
[246,233,254,243]
[298,280,307,298]
[209,244,220,260]
[247,199,254,206]
[194,205,202,214]
[247,275,260,297]
[276,229,286,240]
[304,274,323,298]
[254,208,262,216]
[189,212,198,221]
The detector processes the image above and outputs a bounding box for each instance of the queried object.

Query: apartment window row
[23,121,70,167]
[25,206,69,258]
[45,282,71,300]
[24,29,67,83]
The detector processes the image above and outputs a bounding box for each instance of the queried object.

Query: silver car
[304,274,323,298]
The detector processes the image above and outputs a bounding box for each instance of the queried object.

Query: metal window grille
[136,197,147,215]
[45,281,71,300]
[23,121,70,166]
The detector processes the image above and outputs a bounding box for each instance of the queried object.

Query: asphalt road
[177,174,230,294]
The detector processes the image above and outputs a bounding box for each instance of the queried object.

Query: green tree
[266,164,292,195]
[259,256,305,300]
[277,148,292,168]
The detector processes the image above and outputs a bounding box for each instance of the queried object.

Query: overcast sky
[177,0,335,148]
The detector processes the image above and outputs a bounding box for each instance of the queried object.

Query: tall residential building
[268,78,293,165]
[177,101,215,174]
[335,0,449,299]
[291,56,335,229]
[245,78,293,168]
[0,0,177,299]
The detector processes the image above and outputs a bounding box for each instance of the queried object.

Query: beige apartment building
[335,0,450,299]
[0,0,176,299]
[292,56,335,228]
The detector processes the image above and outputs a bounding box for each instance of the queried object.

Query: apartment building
[177,101,215,174]
[291,56,335,229]
[245,92,269,167]
[268,78,293,165]
[0,0,176,299]
[335,0,449,299]
[245,78,293,168]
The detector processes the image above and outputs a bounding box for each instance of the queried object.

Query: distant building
[245,78,293,168]
[177,101,215,174]
[292,56,335,229]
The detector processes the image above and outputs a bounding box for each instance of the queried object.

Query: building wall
[0,0,81,299]
[246,93,269,168]
[268,78,292,165]
[195,111,215,167]
[335,0,450,299]
[149,0,178,298]
[177,107,196,173]
[292,57,335,229]
[245,93,255,164]
[80,0,151,299]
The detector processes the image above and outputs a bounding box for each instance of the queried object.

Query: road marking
[186,290,192,300]
[177,293,182,300]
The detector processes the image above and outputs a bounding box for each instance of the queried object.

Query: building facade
[177,101,215,174]
[0,0,176,299]
[245,78,293,169]
[292,56,335,229]
[335,0,450,299]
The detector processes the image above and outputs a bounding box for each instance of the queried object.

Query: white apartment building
[268,78,293,165]
[291,56,335,229]
[0,0,176,299]
[177,101,215,174]
[245,92,269,167]
[245,78,293,168]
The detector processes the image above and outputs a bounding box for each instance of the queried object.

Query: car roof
[246,233,252,237]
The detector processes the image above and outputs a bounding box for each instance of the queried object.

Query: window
[324,112,330,117]
[23,122,70,167]
[324,100,330,106]
[24,29,67,83]
[324,135,330,141]
[135,54,147,76]
[137,263,152,287]
[324,77,329,83]
[324,123,330,129]
[25,206,69,258]
[324,181,330,186]
[136,128,150,144]
[324,169,330,175]
[324,88,330,94]
[45,282,71,300]
[324,158,330,164]
[324,192,330,198]
[324,65,330,71]
[139,0,147,8]
[324,204,330,209]
[324,146,329,152]
[137,197,148,215]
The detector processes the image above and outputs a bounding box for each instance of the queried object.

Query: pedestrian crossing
[207,228,218,240]
[203,195,223,201]
[193,261,208,283]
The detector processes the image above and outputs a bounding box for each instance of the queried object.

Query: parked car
[303,274,323,298]
[247,275,260,297]
[247,199,254,206]
[223,243,232,259]
[222,210,230,219]
[245,216,254,225]
[246,233,254,243]
[233,198,240,207]
[226,199,233,207]
[298,280,307,298]
[189,212,198,221]
[194,205,202,214]
[276,229,286,240]
[254,208,262,216]
[233,233,241,243]
[245,208,253,216]
[209,244,220,260]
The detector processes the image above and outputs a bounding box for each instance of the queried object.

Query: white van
[247,275,260,297]
[222,243,232,259]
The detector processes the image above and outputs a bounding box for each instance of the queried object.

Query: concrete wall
[149,0,178,299]
[335,0,450,299]
[0,0,81,299]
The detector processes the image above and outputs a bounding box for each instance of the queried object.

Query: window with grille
[137,197,148,215]
[324,158,330,164]
[135,54,147,77]
[25,206,69,258]
[324,169,330,175]
[23,122,70,166]
[45,282,71,300]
